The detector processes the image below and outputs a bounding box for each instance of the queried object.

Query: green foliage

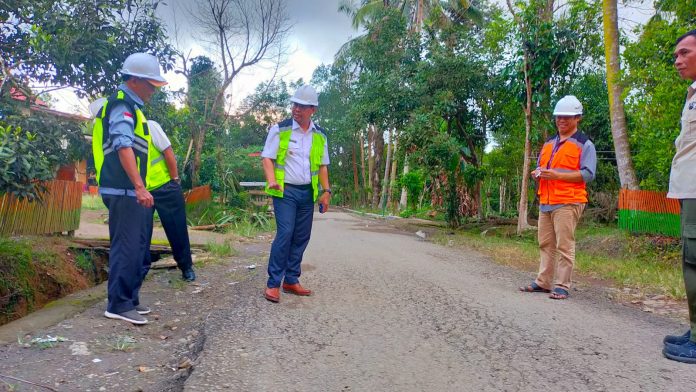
[623,8,693,190]
[0,102,87,199]
[0,0,175,98]
[397,170,425,209]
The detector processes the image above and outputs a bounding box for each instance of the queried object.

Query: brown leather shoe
[282,283,312,296]
[264,287,280,303]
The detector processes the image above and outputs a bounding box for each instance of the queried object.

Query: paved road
[185,211,694,392]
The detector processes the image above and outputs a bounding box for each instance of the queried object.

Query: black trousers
[143,181,193,278]
[102,194,149,313]
[681,199,696,342]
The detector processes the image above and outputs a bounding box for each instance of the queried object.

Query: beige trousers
[534,204,585,291]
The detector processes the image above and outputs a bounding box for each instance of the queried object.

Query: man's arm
[262,157,281,190]
[118,148,154,207]
[317,165,331,212]
[162,147,179,181]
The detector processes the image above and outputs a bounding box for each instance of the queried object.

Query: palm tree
[602,0,639,189]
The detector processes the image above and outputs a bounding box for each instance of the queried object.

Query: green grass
[74,251,94,273]
[0,238,38,321]
[432,221,685,299]
[108,335,136,352]
[206,240,238,258]
[81,194,107,211]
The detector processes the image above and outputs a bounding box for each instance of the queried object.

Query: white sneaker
[104,309,148,325]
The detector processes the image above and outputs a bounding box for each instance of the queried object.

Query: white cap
[120,53,168,87]
[553,95,583,116]
[290,85,319,107]
[88,97,107,118]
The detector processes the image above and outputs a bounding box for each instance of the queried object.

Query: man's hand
[318,191,331,213]
[538,168,560,180]
[531,167,541,182]
[135,185,154,208]
[267,181,282,191]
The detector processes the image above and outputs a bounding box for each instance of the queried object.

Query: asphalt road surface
[184,211,695,392]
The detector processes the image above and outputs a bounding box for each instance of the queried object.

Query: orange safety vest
[537,132,589,205]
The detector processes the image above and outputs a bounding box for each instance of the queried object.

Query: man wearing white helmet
[662,29,696,364]
[92,52,167,325]
[260,85,331,303]
[519,95,596,300]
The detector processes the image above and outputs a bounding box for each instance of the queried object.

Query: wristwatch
[322,189,332,195]
[173,177,181,183]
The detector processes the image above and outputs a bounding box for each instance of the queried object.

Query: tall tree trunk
[387,136,398,210]
[368,125,376,206]
[359,131,367,204]
[371,127,384,209]
[517,53,535,234]
[602,0,639,189]
[352,143,359,200]
[379,131,393,210]
[399,161,409,210]
[499,179,506,214]
[192,127,206,187]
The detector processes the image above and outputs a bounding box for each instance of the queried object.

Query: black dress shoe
[182,268,196,282]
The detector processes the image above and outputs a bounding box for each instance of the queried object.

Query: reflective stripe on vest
[92,90,150,190]
[537,136,587,204]
[265,125,326,202]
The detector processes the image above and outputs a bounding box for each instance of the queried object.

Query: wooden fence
[618,189,681,237]
[0,180,83,236]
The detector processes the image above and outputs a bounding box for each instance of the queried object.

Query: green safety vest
[145,137,170,191]
[92,90,150,190]
[265,121,327,202]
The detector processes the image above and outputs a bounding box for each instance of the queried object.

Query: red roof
[9,87,48,106]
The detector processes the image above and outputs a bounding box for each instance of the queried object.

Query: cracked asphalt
[183,211,696,391]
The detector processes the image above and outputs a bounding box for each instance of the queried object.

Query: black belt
[284,183,312,190]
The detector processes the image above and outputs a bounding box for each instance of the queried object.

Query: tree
[601,0,639,189]
[0,0,175,99]
[181,0,291,185]
[623,0,696,190]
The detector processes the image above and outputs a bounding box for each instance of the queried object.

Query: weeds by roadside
[206,241,237,258]
[108,335,137,352]
[432,221,685,299]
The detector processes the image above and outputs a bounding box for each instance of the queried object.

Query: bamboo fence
[0,180,83,236]
[618,189,681,237]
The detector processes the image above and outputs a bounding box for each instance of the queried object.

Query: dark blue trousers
[142,180,193,279]
[102,194,149,313]
[267,184,314,288]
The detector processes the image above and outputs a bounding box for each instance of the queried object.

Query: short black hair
[676,29,696,45]
[122,74,132,82]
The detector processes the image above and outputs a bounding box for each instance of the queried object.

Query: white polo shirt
[668,81,696,199]
[261,119,330,185]
[148,120,172,153]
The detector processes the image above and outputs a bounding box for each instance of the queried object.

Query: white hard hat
[290,85,319,107]
[120,53,168,87]
[147,120,163,135]
[553,95,583,116]
[88,97,107,118]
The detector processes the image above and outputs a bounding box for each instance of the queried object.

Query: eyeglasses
[292,102,314,110]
